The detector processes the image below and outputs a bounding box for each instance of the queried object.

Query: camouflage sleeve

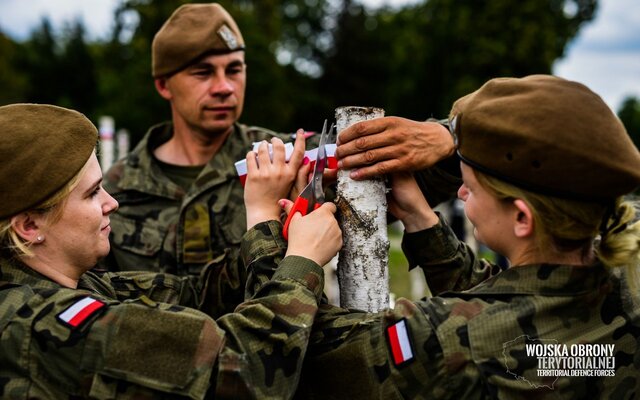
[240,219,288,299]
[413,155,461,208]
[4,258,324,399]
[2,288,217,398]
[80,269,200,307]
[296,298,453,399]
[213,256,325,398]
[401,214,501,295]
[191,248,248,319]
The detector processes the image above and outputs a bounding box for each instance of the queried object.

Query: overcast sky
[0,0,638,112]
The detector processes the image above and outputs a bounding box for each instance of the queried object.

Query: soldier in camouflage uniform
[0,103,342,399]
[101,3,463,319]
[100,4,301,318]
[243,75,640,399]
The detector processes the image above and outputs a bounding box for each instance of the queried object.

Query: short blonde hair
[0,161,88,257]
[474,169,640,288]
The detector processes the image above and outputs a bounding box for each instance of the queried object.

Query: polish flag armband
[386,318,415,367]
[57,296,107,329]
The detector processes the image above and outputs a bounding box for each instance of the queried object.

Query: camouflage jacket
[0,228,325,400]
[101,121,291,318]
[242,218,640,399]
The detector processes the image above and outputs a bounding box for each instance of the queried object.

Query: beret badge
[218,24,240,51]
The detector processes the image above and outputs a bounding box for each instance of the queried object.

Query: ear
[154,78,172,100]
[512,199,534,238]
[10,213,42,243]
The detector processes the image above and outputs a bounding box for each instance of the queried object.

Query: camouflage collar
[0,257,64,291]
[450,263,610,297]
[117,121,255,199]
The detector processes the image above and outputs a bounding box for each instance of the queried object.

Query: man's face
[157,51,246,137]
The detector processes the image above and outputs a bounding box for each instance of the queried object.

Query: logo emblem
[217,24,239,50]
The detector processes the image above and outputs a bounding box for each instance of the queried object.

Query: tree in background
[618,96,640,149]
[14,19,61,106]
[318,0,597,120]
[0,32,28,104]
[0,0,600,145]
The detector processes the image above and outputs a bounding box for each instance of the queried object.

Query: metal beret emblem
[217,24,239,50]
[449,114,459,146]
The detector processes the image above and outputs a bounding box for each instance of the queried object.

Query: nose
[457,184,468,201]
[209,73,234,97]
[103,191,119,215]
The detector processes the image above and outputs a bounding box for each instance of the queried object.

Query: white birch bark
[335,106,389,312]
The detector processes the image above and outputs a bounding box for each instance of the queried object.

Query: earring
[36,235,44,242]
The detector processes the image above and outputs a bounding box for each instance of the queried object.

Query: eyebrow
[190,59,245,70]
[227,60,245,68]
[84,177,103,195]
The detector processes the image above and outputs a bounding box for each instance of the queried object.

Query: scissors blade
[311,120,329,204]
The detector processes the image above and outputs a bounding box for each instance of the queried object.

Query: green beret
[0,104,97,219]
[152,3,245,78]
[451,75,640,201]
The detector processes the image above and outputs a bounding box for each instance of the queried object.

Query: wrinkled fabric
[101,121,293,318]
[0,221,325,399]
[242,217,640,399]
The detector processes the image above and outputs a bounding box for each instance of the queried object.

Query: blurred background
[1,0,639,300]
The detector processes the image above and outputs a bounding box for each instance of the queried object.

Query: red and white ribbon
[235,143,337,186]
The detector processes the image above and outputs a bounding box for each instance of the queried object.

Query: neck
[507,242,596,267]
[19,253,83,288]
[154,120,232,166]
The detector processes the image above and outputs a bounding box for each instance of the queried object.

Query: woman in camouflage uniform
[243,75,640,399]
[0,104,341,399]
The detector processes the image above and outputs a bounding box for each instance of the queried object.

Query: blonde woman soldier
[0,104,341,399]
[240,75,640,399]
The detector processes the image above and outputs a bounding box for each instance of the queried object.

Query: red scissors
[283,120,332,240]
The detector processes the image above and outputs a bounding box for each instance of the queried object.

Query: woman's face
[40,153,118,270]
[457,163,513,254]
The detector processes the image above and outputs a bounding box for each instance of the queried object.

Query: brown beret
[450,75,640,201]
[0,104,97,219]
[152,3,245,78]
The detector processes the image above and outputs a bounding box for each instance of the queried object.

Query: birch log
[335,106,389,312]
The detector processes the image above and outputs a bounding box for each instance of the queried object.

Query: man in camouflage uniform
[101,4,294,318]
[243,75,640,399]
[101,3,463,320]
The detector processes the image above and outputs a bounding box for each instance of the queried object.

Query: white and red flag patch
[386,319,415,367]
[57,297,106,329]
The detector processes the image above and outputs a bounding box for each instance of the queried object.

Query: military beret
[450,75,640,201]
[152,3,245,78]
[0,104,97,219]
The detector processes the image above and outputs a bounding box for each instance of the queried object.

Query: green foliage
[0,32,28,103]
[0,0,599,144]
[618,96,640,149]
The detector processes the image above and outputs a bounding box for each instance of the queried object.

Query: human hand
[387,172,439,233]
[280,199,342,266]
[288,130,338,201]
[244,133,305,229]
[289,138,311,201]
[336,117,455,180]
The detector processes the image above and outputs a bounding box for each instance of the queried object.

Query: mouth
[204,106,235,112]
[101,223,111,233]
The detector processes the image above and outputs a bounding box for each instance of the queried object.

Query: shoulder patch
[386,319,415,367]
[57,296,106,329]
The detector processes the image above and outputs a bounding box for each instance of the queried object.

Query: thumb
[279,198,294,214]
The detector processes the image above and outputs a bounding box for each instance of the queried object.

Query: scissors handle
[282,197,321,240]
